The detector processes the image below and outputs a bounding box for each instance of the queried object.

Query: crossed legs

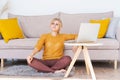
[28,56,72,73]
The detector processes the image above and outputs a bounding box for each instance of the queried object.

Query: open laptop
[76,23,100,43]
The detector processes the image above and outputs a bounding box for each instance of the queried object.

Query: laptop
[76,23,100,43]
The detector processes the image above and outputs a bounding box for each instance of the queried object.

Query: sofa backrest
[60,11,113,34]
[8,11,113,38]
[8,13,60,38]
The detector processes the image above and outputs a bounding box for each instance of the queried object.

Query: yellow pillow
[0,18,24,43]
[90,18,110,38]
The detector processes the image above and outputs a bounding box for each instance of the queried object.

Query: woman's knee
[62,56,72,63]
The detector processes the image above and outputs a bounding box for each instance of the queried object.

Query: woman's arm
[27,48,39,64]
[64,34,78,53]
[64,34,78,40]
[29,48,39,57]
[27,34,46,64]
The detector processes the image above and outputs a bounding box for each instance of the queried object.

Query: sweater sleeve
[35,34,46,51]
[64,34,78,40]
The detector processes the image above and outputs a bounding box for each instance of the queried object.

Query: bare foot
[54,69,66,73]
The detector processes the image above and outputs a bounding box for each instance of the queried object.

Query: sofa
[0,11,120,69]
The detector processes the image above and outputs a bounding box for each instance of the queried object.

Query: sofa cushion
[0,38,38,49]
[8,13,60,38]
[0,38,119,50]
[60,11,113,34]
[65,38,119,50]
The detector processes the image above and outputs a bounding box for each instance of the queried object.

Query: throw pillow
[0,18,24,43]
[105,17,120,38]
[90,18,110,38]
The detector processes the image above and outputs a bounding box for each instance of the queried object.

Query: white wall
[7,0,120,16]
[0,0,8,18]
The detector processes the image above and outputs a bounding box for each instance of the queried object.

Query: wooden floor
[0,60,120,80]
[73,61,120,80]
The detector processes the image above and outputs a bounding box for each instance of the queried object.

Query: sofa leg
[114,60,117,70]
[1,58,4,70]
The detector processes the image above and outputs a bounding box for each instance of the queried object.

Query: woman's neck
[51,31,59,36]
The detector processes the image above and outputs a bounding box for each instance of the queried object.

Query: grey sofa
[0,11,119,69]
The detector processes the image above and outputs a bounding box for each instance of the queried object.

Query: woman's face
[50,20,61,32]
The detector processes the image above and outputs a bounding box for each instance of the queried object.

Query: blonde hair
[50,18,62,27]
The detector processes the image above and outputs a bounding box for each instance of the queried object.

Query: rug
[0,65,75,77]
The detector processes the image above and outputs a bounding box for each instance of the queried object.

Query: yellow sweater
[35,33,77,60]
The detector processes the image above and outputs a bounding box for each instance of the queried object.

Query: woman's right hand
[27,48,38,64]
[27,55,33,64]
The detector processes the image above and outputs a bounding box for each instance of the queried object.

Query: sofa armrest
[116,24,120,49]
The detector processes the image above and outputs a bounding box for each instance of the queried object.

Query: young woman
[27,18,77,73]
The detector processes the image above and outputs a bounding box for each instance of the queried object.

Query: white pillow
[105,17,120,38]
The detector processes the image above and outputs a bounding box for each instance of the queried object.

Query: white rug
[0,65,75,77]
